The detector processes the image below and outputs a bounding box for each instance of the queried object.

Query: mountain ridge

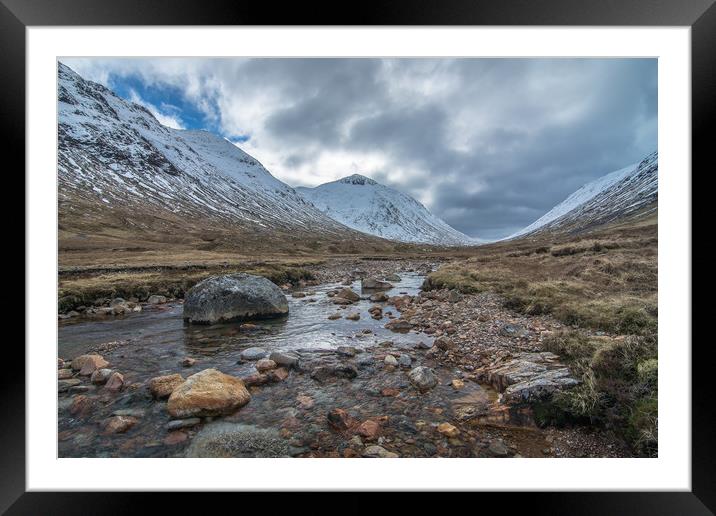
[297,175,478,246]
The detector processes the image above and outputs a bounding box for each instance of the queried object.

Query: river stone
[269,351,300,369]
[362,278,393,290]
[183,273,288,324]
[337,288,360,302]
[487,352,579,403]
[147,295,167,304]
[383,354,397,367]
[90,368,113,384]
[72,354,109,375]
[398,354,412,368]
[384,273,401,282]
[408,366,439,392]
[185,421,290,458]
[362,445,399,458]
[167,418,201,431]
[240,347,268,361]
[148,374,185,399]
[167,368,251,418]
[58,378,82,392]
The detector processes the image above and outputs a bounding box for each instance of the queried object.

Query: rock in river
[183,273,288,324]
[408,366,439,392]
[362,278,393,290]
[71,354,109,376]
[148,374,184,399]
[167,368,251,418]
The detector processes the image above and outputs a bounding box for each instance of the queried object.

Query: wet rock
[167,418,201,431]
[186,421,290,458]
[384,355,398,367]
[181,357,197,368]
[241,373,269,386]
[398,354,412,368]
[451,379,465,390]
[356,356,374,369]
[408,366,439,392]
[90,368,112,384]
[362,278,393,290]
[101,415,138,435]
[381,387,400,397]
[104,371,124,392]
[291,292,307,298]
[240,347,268,361]
[269,351,300,369]
[58,368,74,380]
[487,352,579,403]
[384,319,412,332]
[310,364,358,383]
[69,395,93,417]
[384,273,401,282]
[356,419,383,440]
[267,367,289,382]
[58,378,82,392]
[167,368,251,418]
[369,292,389,302]
[499,323,528,338]
[147,295,167,304]
[487,439,510,457]
[437,422,459,438]
[362,445,398,458]
[109,298,126,308]
[183,273,289,324]
[71,354,109,376]
[164,431,189,445]
[337,288,360,302]
[148,374,184,399]
[328,313,342,320]
[327,408,358,432]
[332,297,353,305]
[346,312,361,321]
[255,358,277,372]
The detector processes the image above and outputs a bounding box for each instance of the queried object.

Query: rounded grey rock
[183,273,288,324]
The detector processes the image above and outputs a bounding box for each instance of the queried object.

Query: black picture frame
[4,0,711,512]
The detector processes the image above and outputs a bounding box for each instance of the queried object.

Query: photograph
[56,57,659,459]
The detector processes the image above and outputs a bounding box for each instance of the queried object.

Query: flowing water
[58,273,546,458]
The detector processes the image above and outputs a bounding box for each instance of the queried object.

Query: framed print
[4,0,712,512]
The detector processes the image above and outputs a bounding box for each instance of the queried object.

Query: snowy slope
[57,62,361,239]
[297,174,477,246]
[507,151,658,239]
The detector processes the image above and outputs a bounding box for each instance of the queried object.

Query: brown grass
[423,213,658,336]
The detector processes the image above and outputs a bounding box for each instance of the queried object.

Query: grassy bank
[424,215,658,455]
[58,260,319,312]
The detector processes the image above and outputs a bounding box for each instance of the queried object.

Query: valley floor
[57,216,657,458]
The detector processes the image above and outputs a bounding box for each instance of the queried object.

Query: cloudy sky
[62,58,657,240]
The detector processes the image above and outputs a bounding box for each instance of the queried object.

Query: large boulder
[362,278,393,290]
[183,273,288,324]
[167,368,251,418]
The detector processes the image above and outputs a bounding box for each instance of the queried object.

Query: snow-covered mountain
[57,62,375,247]
[507,151,658,239]
[296,174,477,246]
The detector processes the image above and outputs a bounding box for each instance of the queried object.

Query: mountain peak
[298,175,477,246]
[338,174,378,186]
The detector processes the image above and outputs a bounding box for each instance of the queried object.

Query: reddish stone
[163,431,188,445]
[356,419,381,440]
[105,372,124,392]
[327,408,357,432]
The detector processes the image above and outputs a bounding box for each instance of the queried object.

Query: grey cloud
[65,57,657,240]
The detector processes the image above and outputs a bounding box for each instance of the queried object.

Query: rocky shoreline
[58,259,631,458]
